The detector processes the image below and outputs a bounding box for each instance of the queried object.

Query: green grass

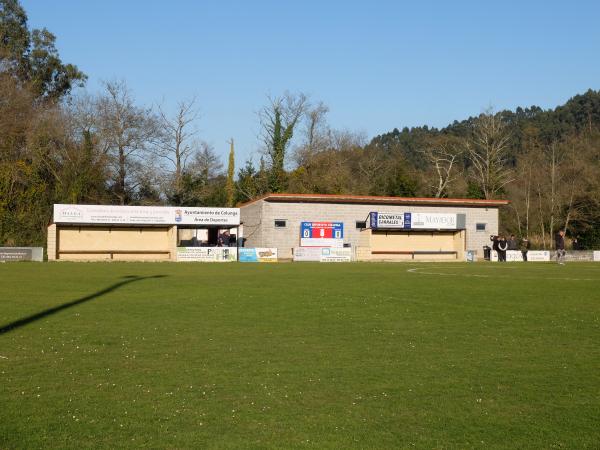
[1,262,599,449]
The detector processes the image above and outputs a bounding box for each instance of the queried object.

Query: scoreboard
[300,221,344,247]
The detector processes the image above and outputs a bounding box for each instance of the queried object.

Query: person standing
[555,230,566,265]
[491,235,499,261]
[498,236,508,262]
[520,237,530,262]
[508,234,518,251]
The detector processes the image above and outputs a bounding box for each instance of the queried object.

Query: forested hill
[369,89,600,168]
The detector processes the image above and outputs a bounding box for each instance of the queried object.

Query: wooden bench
[58,250,171,260]
[371,250,458,260]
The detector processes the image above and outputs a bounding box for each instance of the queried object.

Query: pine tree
[226,139,235,207]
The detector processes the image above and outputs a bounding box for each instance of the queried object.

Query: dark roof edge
[238,193,509,208]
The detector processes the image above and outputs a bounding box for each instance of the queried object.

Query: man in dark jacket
[555,230,566,265]
[520,238,530,262]
[497,236,508,262]
[507,234,518,251]
[491,235,499,261]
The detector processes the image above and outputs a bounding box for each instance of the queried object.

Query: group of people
[491,230,568,264]
[491,234,529,261]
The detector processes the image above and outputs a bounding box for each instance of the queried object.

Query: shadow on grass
[0,275,166,335]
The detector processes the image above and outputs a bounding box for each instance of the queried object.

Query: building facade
[240,194,508,261]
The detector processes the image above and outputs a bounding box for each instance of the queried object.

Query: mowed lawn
[1,262,599,449]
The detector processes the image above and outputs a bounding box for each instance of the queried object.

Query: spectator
[218,230,231,247]
[507,234,518,251]
[498,236,508,262]
[555,230,566,265]
[520,237,530,262]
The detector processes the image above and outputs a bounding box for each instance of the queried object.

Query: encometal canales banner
[370,212,457,230]
[54,204,240,226]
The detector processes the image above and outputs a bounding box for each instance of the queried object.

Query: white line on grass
[406,267,599,282]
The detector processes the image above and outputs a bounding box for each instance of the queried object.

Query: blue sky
[22,0,600,167]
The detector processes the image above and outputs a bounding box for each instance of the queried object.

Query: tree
[0,0,86,100]
[259,92,308,192]
[225,139,235,207]
[95,80,158,205]
[466,111,514,199]
[153,97,200,203]
[419,135,464,198]
[177,143,225,206]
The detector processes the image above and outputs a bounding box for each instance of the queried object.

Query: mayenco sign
[53,204,240,226]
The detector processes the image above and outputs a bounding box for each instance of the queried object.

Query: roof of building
[239,193,509,208]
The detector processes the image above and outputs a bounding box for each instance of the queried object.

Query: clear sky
[21,0,600,167]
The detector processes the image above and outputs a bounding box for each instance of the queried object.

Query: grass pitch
[1,262,599,449]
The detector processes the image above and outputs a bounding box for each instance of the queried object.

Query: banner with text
[369,212,457,230]
[54,204,240,226]
[176,247,237,262]
[239,248,278,262]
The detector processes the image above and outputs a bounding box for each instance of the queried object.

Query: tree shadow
[0,275,167,335]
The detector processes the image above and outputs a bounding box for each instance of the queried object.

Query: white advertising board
[293,247,323,262]
[492,250,550,262]
[176,247,237,262]
[411,212,457,230]
[594,251,600,262]
[319,247,352,262]
[293,247,353,262]
[53,204,240,226]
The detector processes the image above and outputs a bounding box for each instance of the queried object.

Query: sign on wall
[320,247,352,262]
[239,248,278,262]
[0,247,43,262]
[594,251,600,262]
[293,247,353,262]
[300,221,344,247]
[369,212,457,230]
[54,204,240,226]
[176,247,237,262]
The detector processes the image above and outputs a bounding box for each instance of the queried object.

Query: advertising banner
[0,247,43,262]
[491,250,550,262]
[300,221,344,247]
[370,212,457,230]
[293,247,353,262]
[54,204,240,226]
[293,247,323,262]
[176,247,237,262]
[594,251,600,262]
[319,247,352,262]
[239,248,278,262]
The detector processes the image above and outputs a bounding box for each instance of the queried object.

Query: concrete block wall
[239,200,264,249]
[240,200,499,259]
[47,224,57,261]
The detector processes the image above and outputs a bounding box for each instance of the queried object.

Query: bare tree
[259,91,308,192]
[95,80,157,204]
[419,135,464,198]
[153,97,200,198]
[467,111,514,199]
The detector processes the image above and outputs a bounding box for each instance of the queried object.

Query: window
[356,221,367,229]
[476,223,487,232]
[274,220,287,228]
